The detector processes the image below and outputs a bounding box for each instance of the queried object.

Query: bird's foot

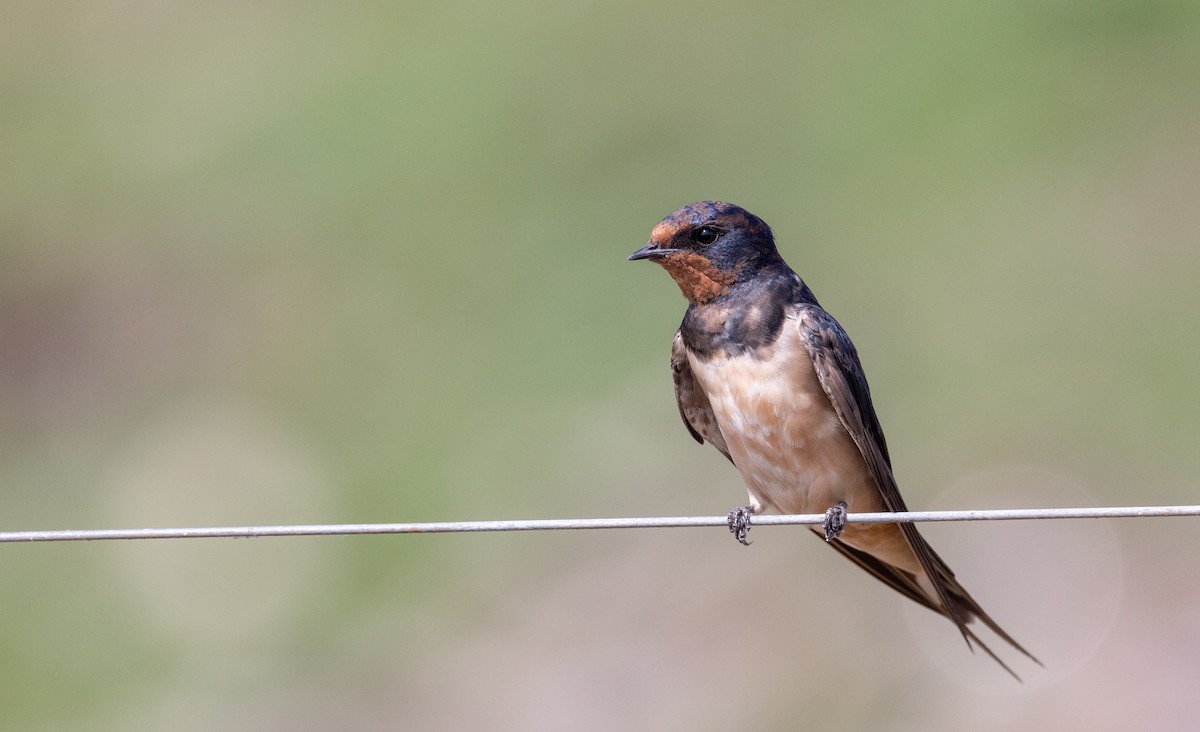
[727,505,755,546]
[823,501,848,542]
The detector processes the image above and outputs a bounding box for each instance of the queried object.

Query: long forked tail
[905,522,1042,681]
[820,529,1040,680]
[943,570,1043,681]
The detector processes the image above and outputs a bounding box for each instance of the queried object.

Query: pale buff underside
[687,313,924,578]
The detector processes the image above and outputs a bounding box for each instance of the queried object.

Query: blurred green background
[3,1,1200,729]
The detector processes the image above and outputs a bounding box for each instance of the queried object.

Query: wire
[1,504,1198,543]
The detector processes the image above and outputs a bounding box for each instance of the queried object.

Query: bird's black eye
[691,226,721,246]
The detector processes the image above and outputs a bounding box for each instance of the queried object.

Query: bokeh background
[4,1,1200,729]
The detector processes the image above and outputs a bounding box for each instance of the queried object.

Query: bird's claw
[727,506,754,545]
[823,501,848,541]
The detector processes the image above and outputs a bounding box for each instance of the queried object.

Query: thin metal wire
[1,504,1198,543]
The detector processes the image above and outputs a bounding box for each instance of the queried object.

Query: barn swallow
[629,201,1038,677]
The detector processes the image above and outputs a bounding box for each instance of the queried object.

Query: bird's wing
[821,533,940,613]
[797,306,1039,674]
[671,330,732,463]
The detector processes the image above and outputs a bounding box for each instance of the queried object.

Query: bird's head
[628,201,781,304]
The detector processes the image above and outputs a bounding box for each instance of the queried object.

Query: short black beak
[628,243,671,261]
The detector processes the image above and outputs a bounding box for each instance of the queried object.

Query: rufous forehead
[649,218,685,246]
[649,201,769,245]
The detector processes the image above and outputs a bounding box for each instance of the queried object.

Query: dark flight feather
[797,304,1041,677]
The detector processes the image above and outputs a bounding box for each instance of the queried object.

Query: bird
[628,200,1038,678]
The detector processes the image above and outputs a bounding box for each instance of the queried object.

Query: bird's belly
[688,347,883,516]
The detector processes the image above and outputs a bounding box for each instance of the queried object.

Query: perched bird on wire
[629,201,1039,678]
